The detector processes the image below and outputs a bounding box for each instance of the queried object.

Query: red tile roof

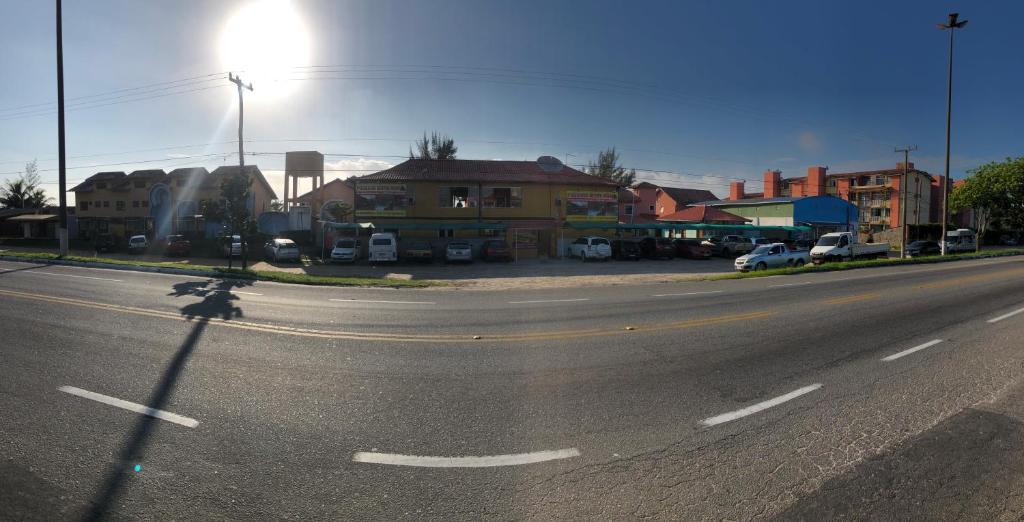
[351,159,619,187]
[657,186,720,205]
[658,205,751,223]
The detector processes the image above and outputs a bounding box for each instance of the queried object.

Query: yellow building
[349,156,620,258]
[71,165,276,240]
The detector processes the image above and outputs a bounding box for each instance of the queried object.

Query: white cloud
[797,131,822,153]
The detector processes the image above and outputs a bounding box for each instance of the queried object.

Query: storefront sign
[355,182,411,217]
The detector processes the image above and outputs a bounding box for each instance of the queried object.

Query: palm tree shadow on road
[83,278,252,521]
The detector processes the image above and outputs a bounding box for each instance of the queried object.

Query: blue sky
[1,0,1022,204]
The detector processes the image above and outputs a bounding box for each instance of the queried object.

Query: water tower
[283,151,325,210]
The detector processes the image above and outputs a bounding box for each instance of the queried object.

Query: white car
[735,243,811,271]
[445,242,473,263]
[127,235,148,254]
[570,236,612,261]
[264,238,301,262]
[221,235,242,257]
[330,238,361,263]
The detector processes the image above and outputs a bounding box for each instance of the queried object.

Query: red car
[673,238,712,259]
[639,237,675,259]
[164,235,192,257]
[481,239,512,261]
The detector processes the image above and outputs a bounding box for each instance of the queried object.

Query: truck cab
[811,232,889,264]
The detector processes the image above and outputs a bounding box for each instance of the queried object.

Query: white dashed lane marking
[58,386,198,428]
[881,339,944,362]
[701,384,822,426]
[988,306,1024,324]
[352,448,581,467]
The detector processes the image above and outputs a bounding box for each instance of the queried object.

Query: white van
[942,228,977,253]
[368,233,398,262]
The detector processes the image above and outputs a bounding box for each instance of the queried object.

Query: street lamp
[938,12,967,255]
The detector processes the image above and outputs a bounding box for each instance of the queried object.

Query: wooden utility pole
[228,73,253,269]
[895,145,917,258]
[56,0,68,256]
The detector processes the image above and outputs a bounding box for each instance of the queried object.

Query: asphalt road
[3,256,1024,520]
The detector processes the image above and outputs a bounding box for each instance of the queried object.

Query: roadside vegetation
[0,251,433,288]
[704,248,1024,281]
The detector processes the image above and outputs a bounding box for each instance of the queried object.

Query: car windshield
[6,4,1014,520]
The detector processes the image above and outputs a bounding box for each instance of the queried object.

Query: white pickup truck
[810,232,889,264]
[734,243,811,271]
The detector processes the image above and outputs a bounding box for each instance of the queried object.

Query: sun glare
[219,0,311,100]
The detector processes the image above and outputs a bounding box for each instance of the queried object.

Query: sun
[219,0,311,100]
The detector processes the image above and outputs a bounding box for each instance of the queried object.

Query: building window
[134,180,146,188]
[116,201,125,211]
[649,204,655,212]
[103,201,110,208]
[875,176,885,185]
[96,182,107,189]
[141,200,148,208]
[480,228,502,237]
[438,186,476,208]
[829,179,837,187]
[481,187,522,208]
[132,200,140,208]
[438,229,454,238]
[98,220,109,233]
[79,201,88,210]
[624,204,634,216]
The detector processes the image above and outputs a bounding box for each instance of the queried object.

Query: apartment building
[70,165,276,239]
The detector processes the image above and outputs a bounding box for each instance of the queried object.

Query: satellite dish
[536,156,563,172]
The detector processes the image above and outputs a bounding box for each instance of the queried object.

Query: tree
[202,171,255,270]
[1,160,50,209]
[586,147,636,186]
[269,199,284,212]
[324,201,352,222]
[950,156,1024,250]
[409,132,458,160]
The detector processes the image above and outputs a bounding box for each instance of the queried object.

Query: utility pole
[56,0,68,256]
[228,73,252,269]
[895,145,917,258]
[938,12,967,255]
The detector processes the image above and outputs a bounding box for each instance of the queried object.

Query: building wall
[297,180,355,221]
[708,203,795,227]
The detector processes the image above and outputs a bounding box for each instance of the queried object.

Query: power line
[0,82,227,121]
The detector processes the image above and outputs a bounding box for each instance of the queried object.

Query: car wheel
[794,259,806,267]
[755,262,767,271]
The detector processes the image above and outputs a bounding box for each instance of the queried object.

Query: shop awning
[565,222,811,232]
[365,222,507,230]
[323,221,375,230]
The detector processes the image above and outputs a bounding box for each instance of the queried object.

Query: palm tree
[410,132,458,160]
[0,160,50,208]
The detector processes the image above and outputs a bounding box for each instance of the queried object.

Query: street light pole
[227,73,252,270]
[938,12,967,255]
[56,0,68,256]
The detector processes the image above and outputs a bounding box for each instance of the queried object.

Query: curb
[0,255,256,283]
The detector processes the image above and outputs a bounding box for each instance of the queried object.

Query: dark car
[93,233,116,253]
[403,240,435,262]
[481,239,512,261]
[673,238,712,259]
[906,240,941,257]
[611,239,642,261]
[164,235,191,257]
[639,237,675,259]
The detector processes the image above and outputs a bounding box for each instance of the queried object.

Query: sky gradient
[1,0,1022,204]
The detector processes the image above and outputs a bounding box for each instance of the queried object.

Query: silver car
[445,242,473,263]
[264,238,301,262]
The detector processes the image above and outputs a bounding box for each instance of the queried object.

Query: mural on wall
[355,183,410,217]
[565,191,618,222]
[149,183,173,239]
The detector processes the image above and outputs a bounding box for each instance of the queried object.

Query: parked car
[611,239,642,261]
[999,235,1018,246]
[221,235,242,257]
[569,236,612,261]
[701,235,754,257]
[735,243,811,271]
[810,232,888,263]
[330,238,361,263]
[639,237,674,259]
[368,233,398,262]
[264,238,301,262]
[906,240,941,257]
[784,238,816,251]
[163,234,191,257]
[403,240,435,262]
[673,238,712,259]
[94,233,116,253]
[481,239,512,261]
[445,241,473,263]
[127,234,148,254]
[750,237,773,249]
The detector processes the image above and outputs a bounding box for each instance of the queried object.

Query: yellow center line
[822,292,881,305]
[0,288,773,343]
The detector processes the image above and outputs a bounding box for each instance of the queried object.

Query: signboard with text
[565,191,617,222]
[355,182,411,217]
